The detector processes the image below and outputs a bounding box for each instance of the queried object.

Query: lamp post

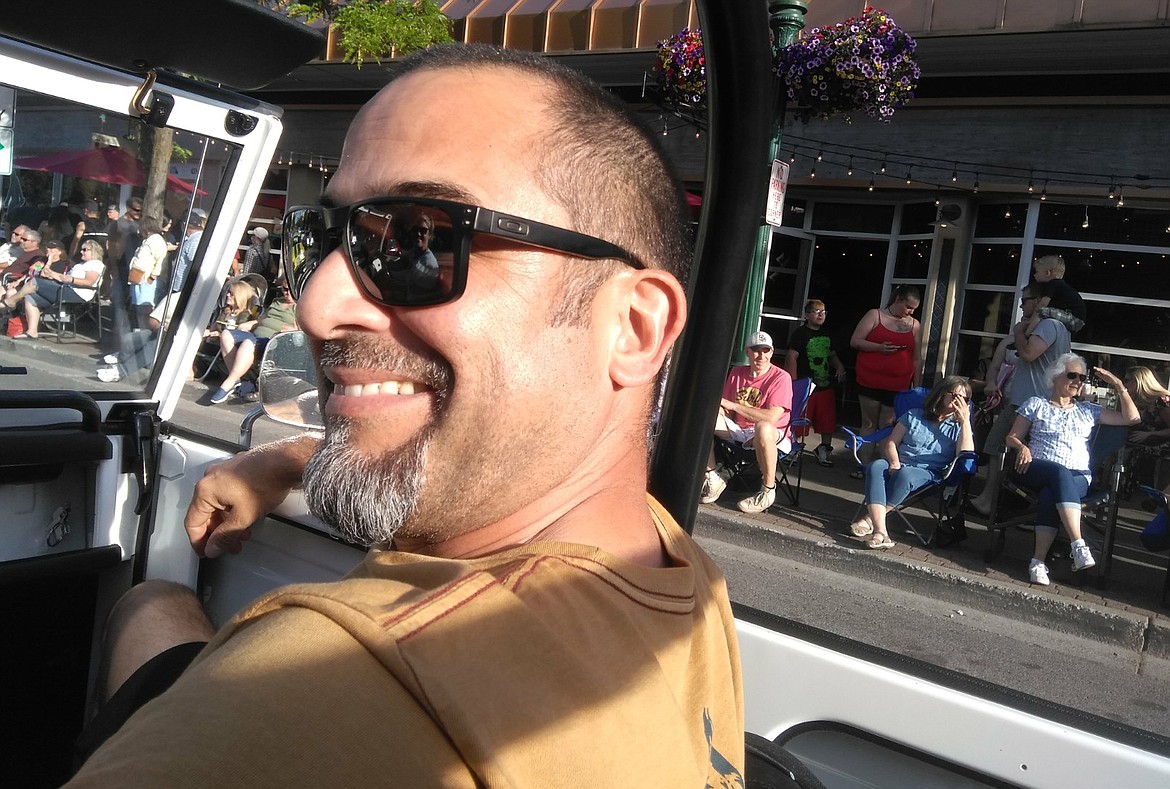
[733,0,807,364]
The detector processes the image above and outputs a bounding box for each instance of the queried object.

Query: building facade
[257,0,1170,385]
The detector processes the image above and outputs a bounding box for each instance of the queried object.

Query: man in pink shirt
[700,330,793,513]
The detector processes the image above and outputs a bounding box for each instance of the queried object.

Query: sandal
[849,515,874,538]
[849,469,865,480]
[866,533,895,550]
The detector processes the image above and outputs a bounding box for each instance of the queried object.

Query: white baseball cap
[250,226,269,241]
[746,331,773,349]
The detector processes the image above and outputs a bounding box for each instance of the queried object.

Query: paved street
[697,452,1170,739]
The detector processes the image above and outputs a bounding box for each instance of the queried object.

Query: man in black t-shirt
[785,298,847,467]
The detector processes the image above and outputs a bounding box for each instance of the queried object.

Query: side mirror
[258,331,324,430]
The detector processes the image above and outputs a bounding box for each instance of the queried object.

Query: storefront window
[899,202,937,236]
[973,203,1028,238]
[1037,203,1170,247]
[811,202,894,234]
[966,243,1021,285]
[893,239,931,279]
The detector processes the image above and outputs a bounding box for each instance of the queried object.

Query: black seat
[744,732,827,789]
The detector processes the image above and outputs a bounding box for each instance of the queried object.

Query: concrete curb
[697,508,1170,656]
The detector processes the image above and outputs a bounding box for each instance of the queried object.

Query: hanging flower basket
[654,27,706,109]
[775,7,920,124]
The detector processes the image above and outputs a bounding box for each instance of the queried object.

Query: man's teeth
[341,381,419,397]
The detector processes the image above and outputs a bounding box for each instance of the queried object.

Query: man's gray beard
[303,419,429,546]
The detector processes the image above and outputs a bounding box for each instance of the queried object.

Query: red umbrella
[15,145,206,194]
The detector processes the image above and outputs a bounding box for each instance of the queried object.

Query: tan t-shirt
[71,496,744,787]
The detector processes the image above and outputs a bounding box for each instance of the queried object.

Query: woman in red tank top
[849,285,923,473]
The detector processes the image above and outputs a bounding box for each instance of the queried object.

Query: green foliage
[264,0,453,64]
[172,143,193,162]
[335,0,452,65]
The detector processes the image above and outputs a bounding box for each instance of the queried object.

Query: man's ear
[604,269,687,389]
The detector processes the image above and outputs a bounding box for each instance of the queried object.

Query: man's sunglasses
[283,196,645,307]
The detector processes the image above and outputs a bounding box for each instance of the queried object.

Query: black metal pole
[649,0,777,533]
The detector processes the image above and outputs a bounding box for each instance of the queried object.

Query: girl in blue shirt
[850,376,974,549]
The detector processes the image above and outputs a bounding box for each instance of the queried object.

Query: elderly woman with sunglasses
[849,376,974,549]
[1005,353,1139,585]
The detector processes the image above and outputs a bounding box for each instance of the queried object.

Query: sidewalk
[697,446,1170,656]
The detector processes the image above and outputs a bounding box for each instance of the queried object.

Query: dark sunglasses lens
[348,202,455,306]
[283,207,328,300]
[1066,372,1087,381]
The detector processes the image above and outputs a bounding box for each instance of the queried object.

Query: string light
[816,149,823,161]
[1004,207,1012,219]
[847,156,854,176]
[1027,173,1034,192]
[1117,187,1125,207]
[1039,180,1047,201]
[789,149,797,164]
[879,158,887,174]
[867,175,875,192]
[973,174,980,193]
[951,163,958,182]
[1108,182,1116,199]
[809,162,817,178]
[934,187,941,207]
[904,167,912,185]
[1082,206,1090,229]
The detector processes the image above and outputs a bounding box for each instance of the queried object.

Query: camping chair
[842,388,979,547]
[713,378,815,508]
[194,274,268,381]
[47,268,105,343]
[982,435,1128,583]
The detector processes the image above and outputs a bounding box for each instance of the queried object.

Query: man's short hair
[393,45,690,325]
[1034,254,1065,275]
[22,228,41,245]
[126,197,144,211]
[804,299,825,313]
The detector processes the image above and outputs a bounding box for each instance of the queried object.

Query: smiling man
[700,331,793,514]
[69,45,744,787]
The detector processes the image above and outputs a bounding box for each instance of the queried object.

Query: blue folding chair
[843,388,978,547]
[714,377,815,508]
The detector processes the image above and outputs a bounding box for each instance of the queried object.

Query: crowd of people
[698,261,1170,580]
[0,200,292,399]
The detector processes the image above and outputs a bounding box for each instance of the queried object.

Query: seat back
[788,377,815,440]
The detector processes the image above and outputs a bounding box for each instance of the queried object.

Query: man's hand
[184,436,317,558]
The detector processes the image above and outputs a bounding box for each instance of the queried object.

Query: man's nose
[297,246,395,341]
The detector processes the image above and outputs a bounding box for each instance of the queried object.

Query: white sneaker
[96,365,122,383]
[699,470,727,504]
[102,353,120,365]
[1071,543,1096,572]
[1028,559,1050,586]
[738,486,776,514]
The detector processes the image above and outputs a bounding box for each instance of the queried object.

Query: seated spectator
[1004,354,1138,585]
[0,226,47,280]
[785,298,847,467]
[849,376,974,550]
[208,284,298,404]
[16,239,105,339]
[700,331,793,514]
[1,239,71,310]
[1124,366,1170,448]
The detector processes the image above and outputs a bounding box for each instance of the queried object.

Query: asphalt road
[698,533,1170,739]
